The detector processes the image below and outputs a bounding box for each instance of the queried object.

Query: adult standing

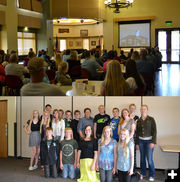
[77,108,94,140]
[136,105,157,181]
[94,105,110,139]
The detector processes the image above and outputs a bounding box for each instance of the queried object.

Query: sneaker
[149,177,155,181]
[28,166,34,170]
[33,165,38,170]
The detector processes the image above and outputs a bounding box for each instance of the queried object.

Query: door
[0,100,8,158]
[156,28,180,63]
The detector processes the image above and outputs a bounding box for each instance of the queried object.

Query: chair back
[81,68,91,79]
[5,75,23,89]
[46,70,56,83]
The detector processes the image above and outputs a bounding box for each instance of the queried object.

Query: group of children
[24,103,157,182]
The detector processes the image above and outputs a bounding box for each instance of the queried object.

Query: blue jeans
[62,164,75,179]
[139,139,155,178]
[100,168,113,182]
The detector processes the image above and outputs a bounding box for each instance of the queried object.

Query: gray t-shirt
[21,82,65,96]
[81,59,100,79]
[5,63,25,80]
[77,117,94,135]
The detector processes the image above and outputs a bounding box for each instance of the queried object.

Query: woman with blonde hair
[118,108,135,141]
[24,110,41,170]
[96,126,117,182]
[55,53,63,70]
[117,128,134,182]
[100,60,128,96]
[131,51,140,61]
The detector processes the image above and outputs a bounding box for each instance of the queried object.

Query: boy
[40,127,58,178]
[110,107,120,142]
[64,110,72,128]
[60,128,78,179]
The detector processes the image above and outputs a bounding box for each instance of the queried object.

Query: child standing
[110,108,120,142]
[60,128,78,179]
[40,127,58,178]
[96,126,117,182]
[64,110,72,128]
[24,110,41,170]
[77,125,100,182]
[117,128,134,182]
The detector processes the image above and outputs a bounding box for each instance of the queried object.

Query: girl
[39,111,51,170]
[56,62,72,85]
[96,126,117,182]
[60,127,78,179]
[77,125,100,182]
[117,129,134,182]
[100,60,128,96]
[52,109,65,172]
[118,108,135,141]
[24,110,41,170]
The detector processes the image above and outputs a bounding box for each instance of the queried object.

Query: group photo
[0,96,180,182]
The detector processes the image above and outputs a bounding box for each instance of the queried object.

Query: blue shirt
[98,139,117,170]
[117,140,134,171]
[110,118,120,140]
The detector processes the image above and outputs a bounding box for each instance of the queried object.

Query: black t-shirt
[78,139,98,159]
[94,114,110,138]
[70,119,80,141]
[27,119,40,131]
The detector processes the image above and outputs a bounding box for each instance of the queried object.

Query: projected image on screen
[119,23,150,47]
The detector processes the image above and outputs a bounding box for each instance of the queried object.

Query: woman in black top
[77,125,100,182]
[24,110,41,171]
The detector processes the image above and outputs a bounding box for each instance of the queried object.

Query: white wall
[13,96,180,169]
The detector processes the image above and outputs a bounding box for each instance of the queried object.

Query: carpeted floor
[0,158,165,182]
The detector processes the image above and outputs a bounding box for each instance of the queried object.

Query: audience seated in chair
[56,62,72,86]
[100,60,128,96]
[21,57,65,96]
[81,51,103,80]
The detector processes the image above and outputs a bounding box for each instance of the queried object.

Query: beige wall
[0,97,16,157]
[103,0,180,50]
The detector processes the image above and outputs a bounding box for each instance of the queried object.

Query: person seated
[100,60,128,96]
[120,50,127,60]
[103,50,115,72]
[55,53,63,71]
[136,49,155,76]
[125,59,145,94]
[24,50,36,67]
[5,54,29,84]
[131,51,140,61]
[94,51,104,67]
[0,54,5,95]
[62,49,71,62]
[81,51,103,80]
[56,62,72,86]
[21,57,65,96]
[114,50,121,62]
[2,54,10,68]
[67,51,81,75]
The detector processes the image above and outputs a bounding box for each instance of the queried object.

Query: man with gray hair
[21,57,65,96]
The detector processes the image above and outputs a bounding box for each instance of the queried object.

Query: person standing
[24,110,41,170]
[77,108,94,140]
[110,108,120,142]
[117,128,134,182]
[77,125,100,182]
[94,105,110,139]
[136,105,157,181]
[96,126,117,182]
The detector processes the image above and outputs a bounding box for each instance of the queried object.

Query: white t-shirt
[52,119,65,141]
[21,82,65,96]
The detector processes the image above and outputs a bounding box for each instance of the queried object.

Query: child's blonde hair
[59,62,68,73]
[28,110,39,131]
[119,128,130,159]
[65,127,73,139]
[40,111,50,134]
[100,126,113,146]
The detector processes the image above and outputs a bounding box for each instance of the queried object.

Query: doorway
[0,100,8,158]
[155,28,180,63]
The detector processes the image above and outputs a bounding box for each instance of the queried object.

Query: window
[17,32,36,55]
[83,39,89,50]
[60,39,67,52]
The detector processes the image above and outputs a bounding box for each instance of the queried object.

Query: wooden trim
[114,16,156,22]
